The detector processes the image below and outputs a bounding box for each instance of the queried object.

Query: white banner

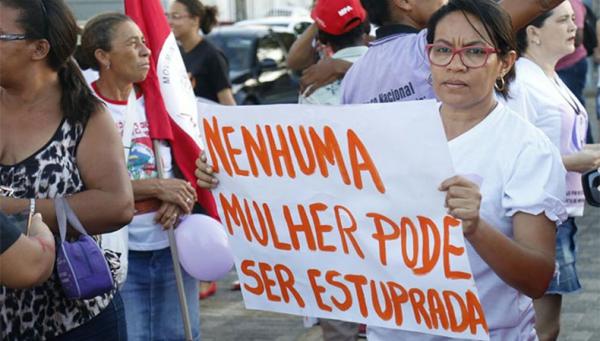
[156,33,202,147]
[198,100,489,340]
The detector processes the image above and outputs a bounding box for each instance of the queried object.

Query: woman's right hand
[155,178,196,213]
[565,144,600,173]
[195,152,219,189]
[154,202,184,230]
[28,213,55,252]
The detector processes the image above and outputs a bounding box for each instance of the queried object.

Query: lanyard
[551,76,587,150]
[551,76,582,116]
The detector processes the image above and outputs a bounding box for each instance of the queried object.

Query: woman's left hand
[155,202,184,230]
[439,176,482,236]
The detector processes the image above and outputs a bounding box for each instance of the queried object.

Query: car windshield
[209,35,254,71]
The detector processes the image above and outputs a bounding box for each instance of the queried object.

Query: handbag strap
[54,197,90,241]
[55,197,68,242]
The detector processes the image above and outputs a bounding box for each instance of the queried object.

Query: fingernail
[206,167,212,173]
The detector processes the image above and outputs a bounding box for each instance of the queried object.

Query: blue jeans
[121,248,200,341]
[51,291,127,341]
[547,218,582,294]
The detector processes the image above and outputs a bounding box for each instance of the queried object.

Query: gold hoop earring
[495,76,505,92]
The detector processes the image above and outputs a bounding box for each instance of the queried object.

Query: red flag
[125,0,219,220]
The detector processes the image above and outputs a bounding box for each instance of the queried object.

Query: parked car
[207,25,300,105]
[265,6,310,18]
[234,16,313,36]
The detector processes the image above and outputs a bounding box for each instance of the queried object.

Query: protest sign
[198,100,489,340]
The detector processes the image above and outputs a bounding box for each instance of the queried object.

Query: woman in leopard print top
[0,0,133,339]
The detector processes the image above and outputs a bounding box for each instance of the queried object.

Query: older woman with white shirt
[515,2,600,340]
[81,13,201,341]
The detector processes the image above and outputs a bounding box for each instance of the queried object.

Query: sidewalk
[561,204,600,341]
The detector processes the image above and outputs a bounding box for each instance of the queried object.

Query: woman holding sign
[371,0,566,339]
[196,0,567,340]
[81,13,200,341]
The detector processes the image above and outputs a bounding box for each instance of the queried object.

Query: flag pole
[153,140,194,341]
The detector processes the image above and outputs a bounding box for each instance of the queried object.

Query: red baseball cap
[311,0,367,35]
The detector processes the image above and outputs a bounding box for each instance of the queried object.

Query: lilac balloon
[175,214,234,281]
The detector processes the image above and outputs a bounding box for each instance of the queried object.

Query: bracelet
[26,198,35,236]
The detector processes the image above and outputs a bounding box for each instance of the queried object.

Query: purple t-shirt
[341,28,435,104]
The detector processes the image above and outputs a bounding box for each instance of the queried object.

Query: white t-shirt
[368,103,567,341]
[497,78,538,121]
[515,57,588,216]
[93,84,175,251]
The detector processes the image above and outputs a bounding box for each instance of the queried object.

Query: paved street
[561,205,600,341]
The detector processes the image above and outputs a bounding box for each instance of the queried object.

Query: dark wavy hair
[426,0,517,99]
[81,13,133,71]
[0,0,102,124]
[176,0,219,34]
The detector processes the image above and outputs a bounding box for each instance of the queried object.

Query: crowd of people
[1,0,599,341]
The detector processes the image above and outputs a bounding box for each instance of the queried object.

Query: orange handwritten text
[306,269,487,335]
[203,117,385,193]
[241,259,305,307]
[368,213,471,279]
[220,193,364,258]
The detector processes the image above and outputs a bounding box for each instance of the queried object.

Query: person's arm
[0,213,56,289]
[500,0,565,31]
[131,178,196,208]
[562,144,600,173]
[468,214,555,298]
[441,176,556,298]
[217,88,236,105]
[131,177,196,230]
[0,108,134,234]
[300,58,353,97]
[287,23,319,71]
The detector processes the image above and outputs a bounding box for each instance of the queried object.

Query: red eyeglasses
[426,44,499,68]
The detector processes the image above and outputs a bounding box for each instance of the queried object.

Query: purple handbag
[54,197,114,300]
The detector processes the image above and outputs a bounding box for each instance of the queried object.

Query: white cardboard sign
[198,100,489,340]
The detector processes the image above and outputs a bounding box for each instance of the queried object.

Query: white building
[203,0,311,22]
